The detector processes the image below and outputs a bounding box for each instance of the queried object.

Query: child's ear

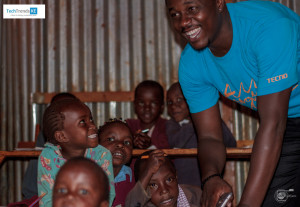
[54,131,69,143]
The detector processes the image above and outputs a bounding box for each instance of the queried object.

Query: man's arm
[239,87,292,207]
[191,102,233,207]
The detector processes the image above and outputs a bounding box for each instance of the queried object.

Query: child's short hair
[50,92,78,103]
[42,98,84,144]
[98,118,132,138]
[134,150,176,182]
[167,82,181,93]
[134,80,164,103]
[54,156,109,201]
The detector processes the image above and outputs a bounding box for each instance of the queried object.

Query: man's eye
[79,189,88,195]
[57,188,68,194]
[188,6,199,14]
[148,183,158,190]
[79,120,86,124]
[170,12,180,18]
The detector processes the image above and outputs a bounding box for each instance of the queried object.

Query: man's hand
[201,177,233,207]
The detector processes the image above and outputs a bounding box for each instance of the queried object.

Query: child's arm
[125,181,151,207]
[125,150,165,207]
[37,151,57,207]
[139,150,165,189]
[92,146,116,207]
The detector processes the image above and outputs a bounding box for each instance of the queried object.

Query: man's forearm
[239,128,284,206]
[198,138,227,180]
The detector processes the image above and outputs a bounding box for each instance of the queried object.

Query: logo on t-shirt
[224,79,257,110]
[267,73,288,83]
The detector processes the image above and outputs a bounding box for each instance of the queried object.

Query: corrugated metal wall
[0,0,299,205]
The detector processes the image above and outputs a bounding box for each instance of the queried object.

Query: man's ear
[54,131,69,143]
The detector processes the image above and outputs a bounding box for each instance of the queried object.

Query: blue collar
[114,165,132,183]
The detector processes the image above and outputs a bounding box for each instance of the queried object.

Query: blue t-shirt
[179,1,300,118]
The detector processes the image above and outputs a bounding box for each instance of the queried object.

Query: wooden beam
[31,91,135,104]
[0,148,252,165]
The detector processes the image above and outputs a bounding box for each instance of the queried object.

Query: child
[166,82,236,187]
[126,80,169,149]
[53,157,109,207]
[99,118,135,207]
[22,92,79,199]
[125,150,202,207]
[37,98,115,207]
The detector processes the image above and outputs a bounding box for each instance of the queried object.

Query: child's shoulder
[88,144,111,154]
[40,142,61,157]
[84,145,112,166]
[179,184,202,205]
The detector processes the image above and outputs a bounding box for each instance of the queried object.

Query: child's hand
[139,150,166,189]
[145,150,165,174]
[133,130,151,149]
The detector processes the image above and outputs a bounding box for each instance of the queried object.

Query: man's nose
[180,13,192,28]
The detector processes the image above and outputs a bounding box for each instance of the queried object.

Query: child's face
[167,86,190,122]
[53,164,108,207]
[99,123,133,172]
[148,163,179,207]
[60,103,98,149]
[134,86,164,127]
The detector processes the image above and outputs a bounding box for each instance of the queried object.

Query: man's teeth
[186,28,200,38]
[88,134,97,139]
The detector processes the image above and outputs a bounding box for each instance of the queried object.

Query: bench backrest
[31,91,135,104]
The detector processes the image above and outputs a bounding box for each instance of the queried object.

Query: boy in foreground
[125,150,201,207]
[53,157,109,207]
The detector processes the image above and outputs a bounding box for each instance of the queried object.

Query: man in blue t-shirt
[165,0,300,206]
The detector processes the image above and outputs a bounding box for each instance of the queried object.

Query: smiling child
[125,150,201,207]
[38,98,115,206]
[99,118,135,207]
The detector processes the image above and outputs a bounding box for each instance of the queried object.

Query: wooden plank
[236,140,254,148]
[0,148,252,165]
[132,148,252,159]
[31,91,135,104]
